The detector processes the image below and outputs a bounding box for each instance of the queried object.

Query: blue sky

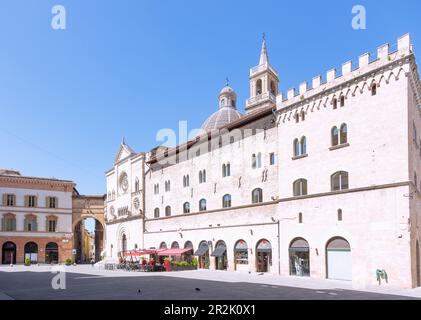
[0,0,420,195]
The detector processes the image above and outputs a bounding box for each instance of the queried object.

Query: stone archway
[72,193,105,263]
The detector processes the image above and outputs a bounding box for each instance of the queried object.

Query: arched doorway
[171,241,180,249]
[326,237,352,281]
[184,241,193,249]
[73,217,104,264]
[194,241,209,269]
[121,234,127,254]
[212,241,227,270]
[183,241,194,262]
[159,242,167,249]
[234,240,248,271]
[256,239,272,272]
[45,242,59,264]
[2,242,16,264]
[289,238,310,277]
[24,242,38,264]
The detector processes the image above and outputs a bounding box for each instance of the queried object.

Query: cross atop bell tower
[245,34,279,114]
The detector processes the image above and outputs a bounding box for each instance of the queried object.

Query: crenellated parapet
[276,34,418,121]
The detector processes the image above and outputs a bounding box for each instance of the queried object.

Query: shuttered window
[2,194,16,206]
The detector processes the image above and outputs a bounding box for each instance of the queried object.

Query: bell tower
[245,34,279,114]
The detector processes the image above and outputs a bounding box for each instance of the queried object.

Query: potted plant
[24,258,31,266]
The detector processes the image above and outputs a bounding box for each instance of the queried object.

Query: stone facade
[104,34,421,289]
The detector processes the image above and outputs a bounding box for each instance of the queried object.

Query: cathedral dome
[202,85,243,131]
[202,107,243,131]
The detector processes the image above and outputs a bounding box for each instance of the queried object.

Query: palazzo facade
[104,33,421,289]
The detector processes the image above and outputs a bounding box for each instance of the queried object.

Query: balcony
[246,92,277,109]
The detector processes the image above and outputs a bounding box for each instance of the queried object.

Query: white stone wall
[275,49,415,288]
[145,123,279,219]
[407,71,421,287]
[105,151,145,259]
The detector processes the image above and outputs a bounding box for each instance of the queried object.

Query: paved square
[0,266,419,300]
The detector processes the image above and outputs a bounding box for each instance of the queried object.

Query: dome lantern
[201,84,242,132]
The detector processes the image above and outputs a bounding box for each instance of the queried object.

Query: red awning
[124,250,157,257]
[157,248,193,257]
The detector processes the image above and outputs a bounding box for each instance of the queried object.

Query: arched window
[293,179,308,197]
[135,178,139,192]
[251,154,257,169]
[331,127,339,146]
[226,163,231,176]
[301,110,305,121]
[45,242,59,264]
[333,98,338,110]
[340,124,347,145]
[293,139,300,157]
[326,237,351,280]
[171,241,180,249]
[331,171,349,191]
[184,241,193,249]
[234,240,248,266]
[165,206,171,217]
[300,137,307,155]
[340,95,345,107]
[183,176,186,187]
[160,242,167,249]
[24,242,38,263]
[257,153,262,168]
[289,238,310,277]
[183,202,190,214]
[298,213,303,224]
[222,194,232,208]
[186,175,190,187]
[222,164,226,177]
[252,188,263,204]
[295,113,299,123]
[270,81,276,95]
[154,208,160,218]
[203,170,206,183]
[220,98,226,107]
[199,199,207,212]
[256,79,262,95]
[199,171,203,183]
[371,83,377,96]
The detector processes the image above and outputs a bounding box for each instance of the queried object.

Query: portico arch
[72,193,105,263]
